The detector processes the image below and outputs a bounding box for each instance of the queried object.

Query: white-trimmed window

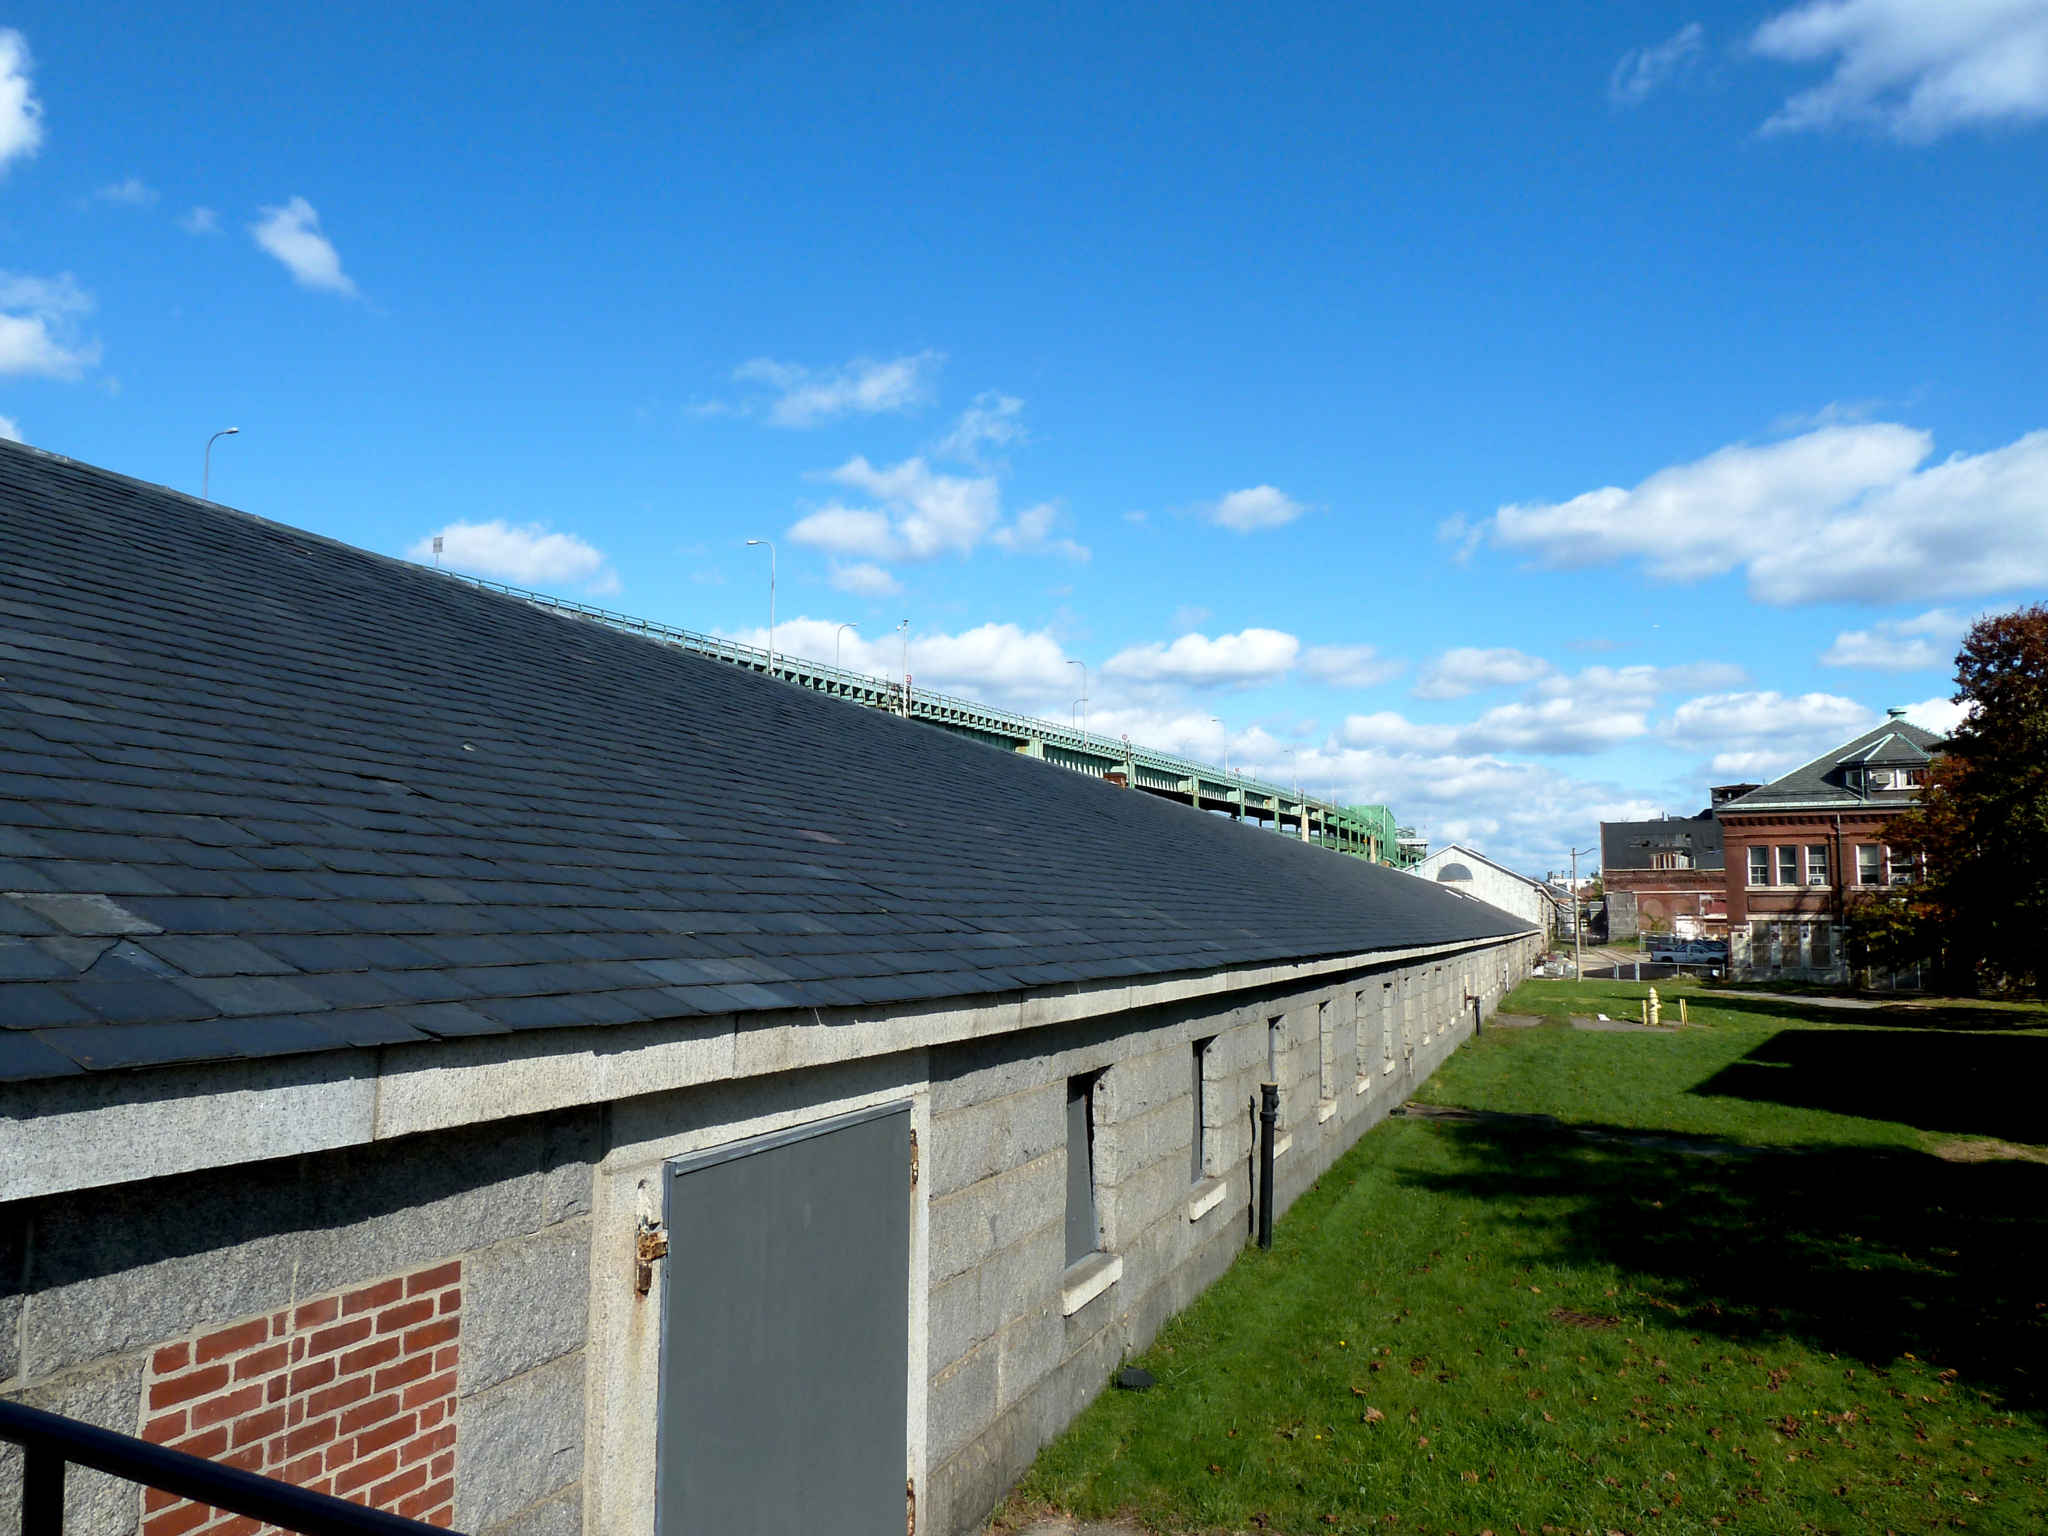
[1805,844,1829,886]
[1776,846,1799,886]
[1856,844,1882,886]
[1748,846,1770,887]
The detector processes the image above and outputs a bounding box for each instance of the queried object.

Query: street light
[744,539,775,674]
[1068,658,1087,740]
[835,622,858,670]
[203,428,239,501]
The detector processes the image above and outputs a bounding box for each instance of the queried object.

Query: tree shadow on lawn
[1698,992,2048,1033]
[1694,1026,2048,1143]
[1401,1119,2048,1415]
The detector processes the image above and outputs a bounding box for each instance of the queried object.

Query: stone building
[0,443,1535,1536]
[1409,844,1561,942]
[1717,713,1943,982]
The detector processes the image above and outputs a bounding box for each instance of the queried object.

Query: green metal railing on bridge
[438,572,1408,863]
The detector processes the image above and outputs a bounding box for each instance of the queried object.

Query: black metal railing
[0,1400,458,1536]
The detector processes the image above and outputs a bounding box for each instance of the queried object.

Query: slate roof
[1714,716,1945,815]
[1599,813,1724,873]
[0,443,1529,1084]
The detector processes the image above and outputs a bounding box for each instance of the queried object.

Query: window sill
[1187,1177,1228,1223]
[1272,1132,1293,1160]
[1354,1074,1371,1096]
[1060,1251,1123,1316]
[1317,1100,1337,1124]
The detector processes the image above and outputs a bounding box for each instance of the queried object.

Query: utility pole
[1568,844,1594,981]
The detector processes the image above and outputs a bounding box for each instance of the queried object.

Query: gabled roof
[0,443,1528,1084]
[1599,812,1724,872]
[1715,716,1945,815]
[1414,843,1553,893]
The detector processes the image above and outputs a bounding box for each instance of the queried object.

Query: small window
[1353,990,1369,1084]
[1903,768,1925,787]
[1776,846,1799,886]
[1805,844,1829,886]
[1811,924,1833,968]
[1869,769,1894,790]
[1748,846,1770,887]
[1856,845,1882,886]
[1191,1037,1213,1185]
[1317,1000,1335,1102]
[1886,846,1915,886]
[1065,1073,1101,1267]
[1381,982,1397,1072]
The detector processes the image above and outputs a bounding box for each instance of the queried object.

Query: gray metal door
[657,1103,912,1536]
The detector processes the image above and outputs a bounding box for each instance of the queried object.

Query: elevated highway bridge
[447,574,1418,866]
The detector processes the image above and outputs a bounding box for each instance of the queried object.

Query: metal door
[657,1103,912,1536]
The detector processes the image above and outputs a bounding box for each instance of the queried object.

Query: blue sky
[4,1,2045,875]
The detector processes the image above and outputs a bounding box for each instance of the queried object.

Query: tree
[1885,603,2048,994]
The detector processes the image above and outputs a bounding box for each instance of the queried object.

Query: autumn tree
[1886,603,2048,994]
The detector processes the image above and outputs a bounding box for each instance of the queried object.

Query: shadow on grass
[1699,991,2048,1033]
[1694,1026,2048,1142]
[1401,1118,2048,1414]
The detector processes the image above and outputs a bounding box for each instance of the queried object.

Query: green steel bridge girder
[446,571,1406,863]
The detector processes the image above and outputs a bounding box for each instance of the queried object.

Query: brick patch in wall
[138,1259,463,1535]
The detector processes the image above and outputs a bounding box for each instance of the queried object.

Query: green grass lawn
[1009,980,2048,1535]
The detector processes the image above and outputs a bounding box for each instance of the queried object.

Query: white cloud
[1208,485,1305,532]
[790,456,1001,563]
[179,206,219,235]
[408,520,617,594]
[1532,661,1748,708]
[1300,644,1405,689]
[1341,699,1649,758]
[829,562,901,597]
[1662,688,1875,776]
[991,500,1089,561]
[0,271,100,378]
[0,414,20,442]
[250,197,357,296]
[1821,606,1968,669]
[1104,629,1302,689]
[1488,421,2048,604]
[1611,22,1706,106]
[935,391,1025,463]
[1753,0,2048,140]
[1413,646,1554,699]
[1901,694,1969,735]
[734,351,942,427]
[0,30,42,175]
[94,177,156,206]
[725,617,1075,709]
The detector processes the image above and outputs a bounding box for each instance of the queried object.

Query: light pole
[203,428,239,501]
[1567,844,1594,980]
[744,539,775,674]
[897,619,910,716]
[835,622,858,670]
[1067,659,1087,740]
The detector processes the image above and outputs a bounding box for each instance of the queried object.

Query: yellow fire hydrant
[1646,987,1662,1028]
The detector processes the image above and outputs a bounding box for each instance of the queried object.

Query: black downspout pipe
[1257,1081,1278,1250]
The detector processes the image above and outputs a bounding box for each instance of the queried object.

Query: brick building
[1716,711,1943,982]
[1598,809,1727,941]
[0,443,1536,1536]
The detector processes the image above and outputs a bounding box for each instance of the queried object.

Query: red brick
[433,1345,458,1373]
[427,1507,454,1528]
[195,1318,270,1364]
[280,1450,326,1485]
[266,1374,288,1404]
[338,1336,402,1377]
[290,1336,307,1362]
[416,1399,447,1428]
[375,1297,434,1334]
[406,1261,461,1297]
[429,1450,454,1480]
[305,1373,373,1418]
[293,1296,338,1330]
[370,1463,430,1508]
[153,1342,191,1374]
[220,1444,264,1474]
[400,1480,454,1520]
[338,1392,400,1436]
[170,1425,229,1461]
[342,1278,404,1316]
[401,1370,455,1411]
[287,1398,308,1428]
[150,1364,229,1409]
[325,1439,360,1473]
[190,1382,264,1430]
[374,1353,434,1395]
[354,1412,416,1459]
[403,1317,459,1354]
[142,1410,187,1444]
[232,1342,289,1380]
[143,1485,179,1513]
[141,1501,212,1536]
[306,1317,373,1358]
[438,1289,460,1314]
[284,1415,339,1457]
[335,1448,400,1496]
[230,1405,287,1449]
[290,1357,337,1396]
[214,1517,260,1536]
[400,1422,456,1465]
